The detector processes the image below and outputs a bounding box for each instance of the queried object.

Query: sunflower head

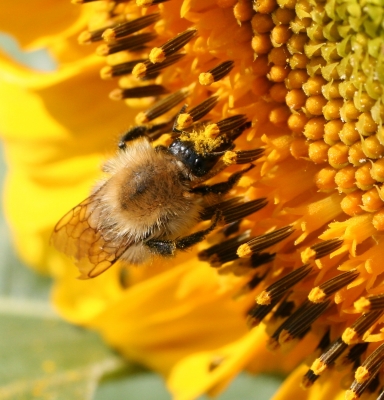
[3,0,384,398]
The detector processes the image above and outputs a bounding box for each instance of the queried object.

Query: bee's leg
[119,121,173,149]
[118,126,150,149]
[145,211,221,256]
[191,164,254,196]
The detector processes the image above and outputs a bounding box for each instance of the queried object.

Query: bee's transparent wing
[51,192,130,279]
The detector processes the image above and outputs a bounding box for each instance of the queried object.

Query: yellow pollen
[149,47,165,64]
[279,329,293,344]
[311,358,326,375]
[78,31,92,45]
[256,290,271,305]
[223,151,237,166]
[199,73,214,86]
[308,287,326,303]
[132,63,148,79]
[204,124,220,138]
[100,66,113,80]
[300,247,316,264]
[344,390,359,400]
[354,297,371,313]
[355,365,370,384]
[102,28,116,43]
[136,0,153,5]
[135,112,149,125]
[176,114,193,130]
[236,243,252,258]
[342,327,358,345]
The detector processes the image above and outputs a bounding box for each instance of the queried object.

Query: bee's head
[168,138,221,177]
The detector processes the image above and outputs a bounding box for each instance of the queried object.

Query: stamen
[221,198,268,224]
[149,29,197,63]
[204,115,248,137]
[237,226,294,258]
[223,148,265,165]
[79,26,117,45]
[102,14,160,42]
[135,88,190,124]
[243,273,267,292]
[72,0,103,3]
[302,338,348,388]
[109,84,168,100]
[346,343,384,399]
[201,197,267,223]
[175,97,219,130]
[200,197,245,221]
[209,241,249,267]
[132,53,186,79]
[228,121,252,141]
[208,355,225,371]
[341,343,369,368]
[274,299,330,346]
[272,298,295,320]
[248,295,294,328]
[257,264,313,305]
[126,121,174,142]
[342,310,383,345]
[248,303,276,328]
[136,0,169,6]
[198,231,251,268]
[308,270,359,303]
[354,294,384,313]
[311,239,344,259]
[199,61,235,86]
[303,311,383,388]
[96,32,157,56]
[100,59,146,79]
[250,252,276,268]
[301,369,319,388]
[198,230,251,261]
[220,220,241,237]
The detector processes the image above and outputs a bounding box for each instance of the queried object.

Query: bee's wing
[51,193,130,279]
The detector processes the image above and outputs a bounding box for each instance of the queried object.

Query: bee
[51,105,265,279]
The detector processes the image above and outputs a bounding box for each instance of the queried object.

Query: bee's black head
[168,138,221,177]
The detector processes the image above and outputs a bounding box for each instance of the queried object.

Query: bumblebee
[51,105,265,279]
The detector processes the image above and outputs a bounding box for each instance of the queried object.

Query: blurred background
[0,33,283,400]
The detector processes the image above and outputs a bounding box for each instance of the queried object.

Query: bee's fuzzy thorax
[97,138,203,242]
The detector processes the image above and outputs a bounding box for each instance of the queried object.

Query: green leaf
[0,310,124,400]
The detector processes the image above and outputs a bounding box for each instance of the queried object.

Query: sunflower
[1,0,384,399]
